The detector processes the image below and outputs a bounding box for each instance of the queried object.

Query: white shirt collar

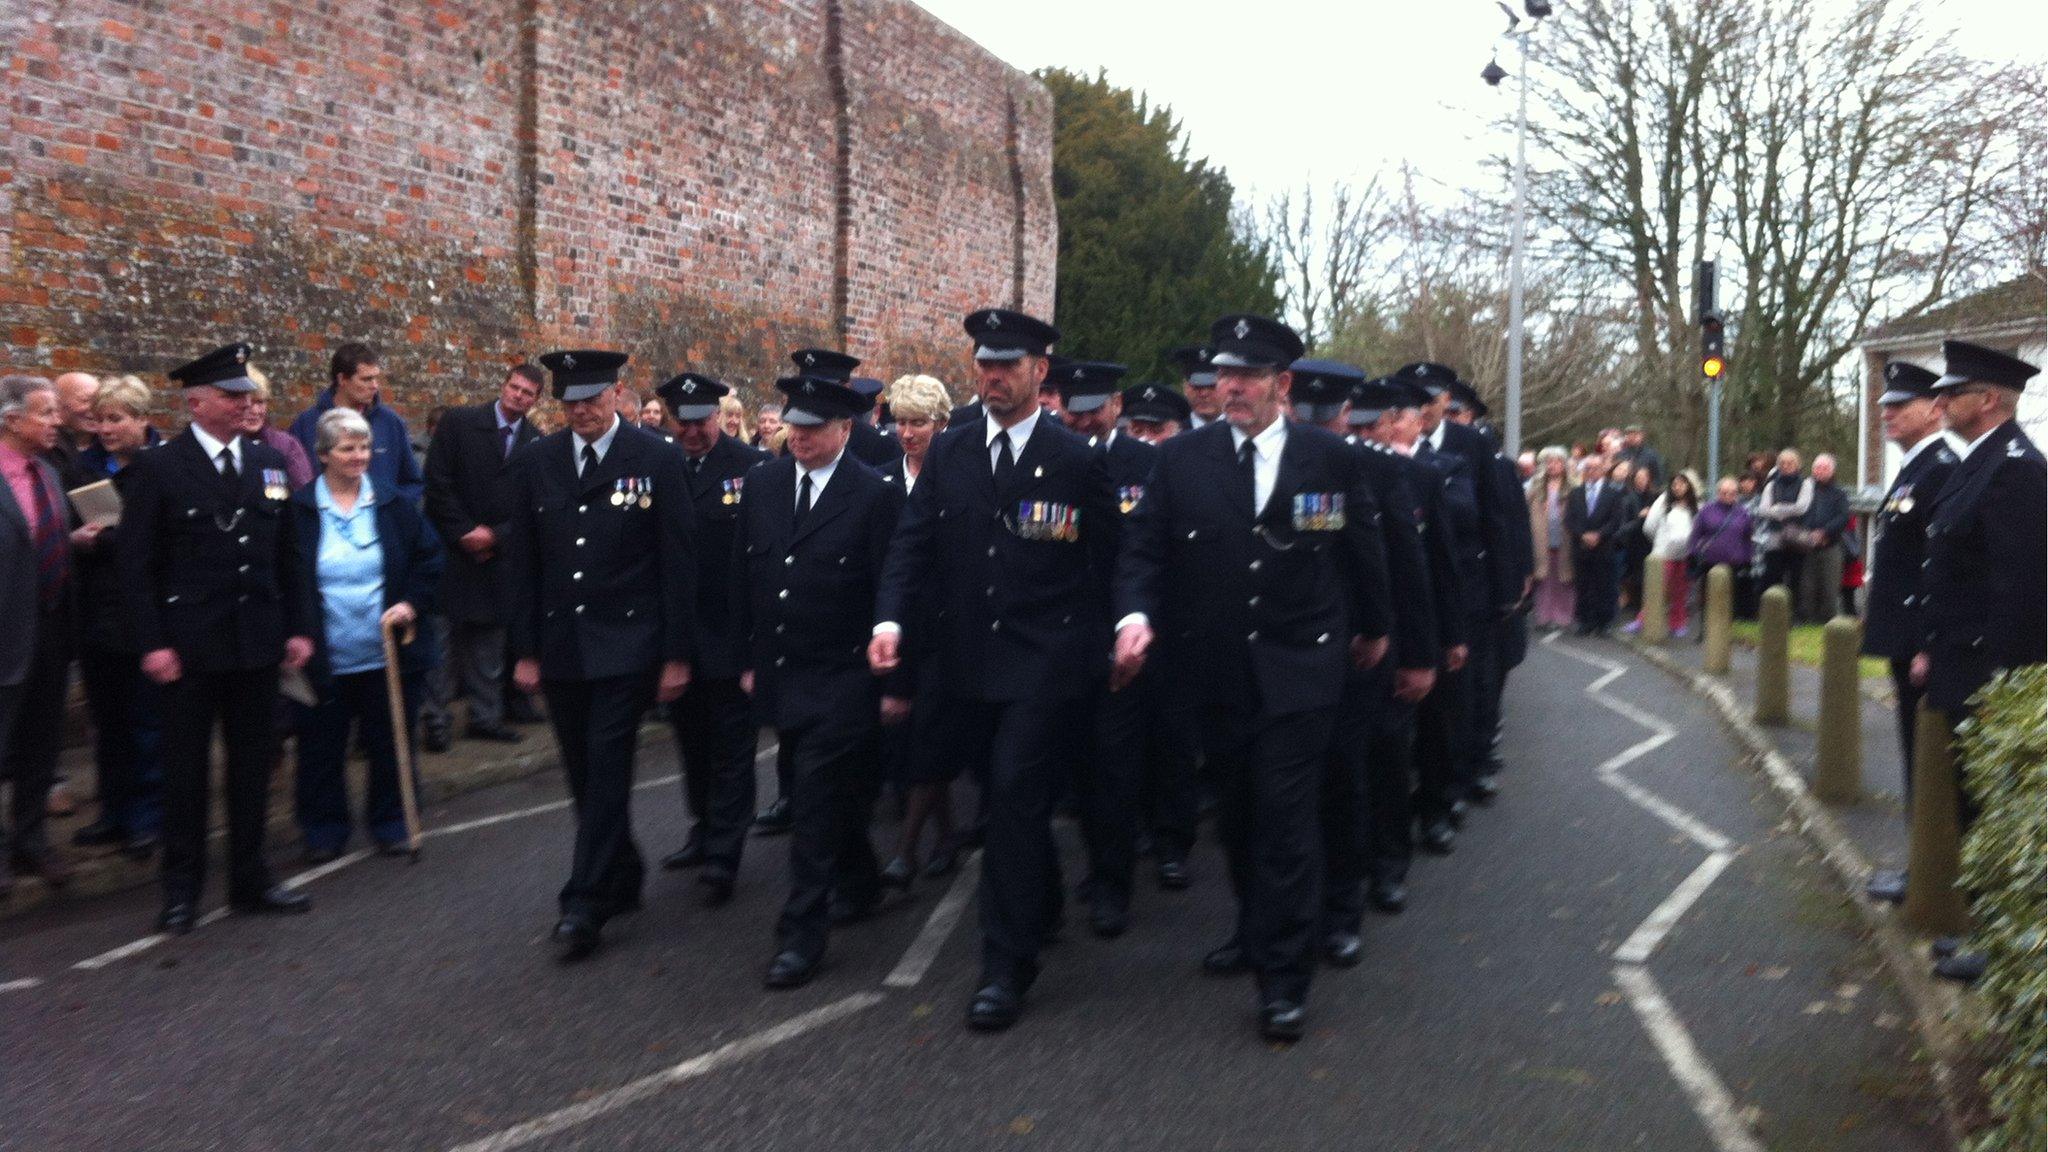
[1898,430,1954,468]
[987,405,1043,452]
[796,449,845,500]
[1425,420,1447,451]
[1229,416,1289,460]
[1956,421,2005,461]
[572,415,623,467]
[190,423,241,469]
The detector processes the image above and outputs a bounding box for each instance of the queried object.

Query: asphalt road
[2,638,1949,1152]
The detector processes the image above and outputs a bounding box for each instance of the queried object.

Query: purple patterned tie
[26,462,67,612]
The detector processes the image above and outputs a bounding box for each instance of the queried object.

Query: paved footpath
[3,637,1950,1151]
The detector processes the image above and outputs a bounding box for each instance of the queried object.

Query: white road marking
[1545,634,1765,1152]
[443,991,886,1152]
[1613,850,1736,965]
[884,849,982,988]
[0,977,45,993]
[1614,966,1769,1152]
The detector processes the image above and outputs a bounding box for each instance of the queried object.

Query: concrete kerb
[1622,637,1983,1147]
[1,721,667,923]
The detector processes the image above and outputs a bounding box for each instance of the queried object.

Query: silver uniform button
[779,589,789,600]
[576,538,586,546]
[574,604,585,614]
[1248,596,1260,607]
[572,571,583,580]
[1247,631,1258,642]
[991,621,1001,632]
[1249,560,1261,572]
[785,556,795,566]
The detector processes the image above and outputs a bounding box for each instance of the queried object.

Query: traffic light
[1700,312,1726,379]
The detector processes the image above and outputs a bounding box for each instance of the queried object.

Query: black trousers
[1574,544,1619,629]
[1462,617,1502,783]
[1134,679,1201,864]
[775,673,883,962]
[159,665,281,904]
[1321,666,1381,934]
[543,670,655,920]
[1209,705,1332,1005]
[933,694,1069,987]
[1365,686,1419,887]
[666,676,756,871]
[77,643,164,836]
[1,611,72,863]
[1075,680,1141,909]
[1889,658,1922,810]
[1413,659,1469,825]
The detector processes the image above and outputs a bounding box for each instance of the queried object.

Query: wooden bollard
[1704,565,1733,673]
[1900,703,1970,936]
[1641,556,1669,643]
[1813,616,1864,803]
[1754,585,1791,725]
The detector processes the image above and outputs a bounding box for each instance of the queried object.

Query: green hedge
[1957,665,2046,1152]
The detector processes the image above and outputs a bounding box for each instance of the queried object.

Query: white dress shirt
[1229,417,1289,516]
[1955,422,2004,461]
[794,449,844,512]
[572,414,623,475]
[986,406,1043,471]
[190,423,243,476]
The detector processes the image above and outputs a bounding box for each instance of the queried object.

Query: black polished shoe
[763,949,818,990]
[304,844,344,866]
[1864,869,1907,904]
[1259,1000,1307,1042]
[466,723,524,744]
[230,885,312,916]
[1419,821,1456,855]
[1930,935,1963,960]
[966,980,1024,1032]
[830,893,880,927]
[1470,774,1501,804]
[661,829,706,870]
[157,901,196,935]
[422,721,453,754]
[1088,896,1129,939]
[552,913,601,961]
[72,819,126,848]
[880,856,916,891]
[1157,858,1191,891]
[1323,931,1364,968]
[753,797,794,835]
[1202,940,1250,977]
[1934,950,1988,983]
[1369,879,1408,914]
[698,866,736,907]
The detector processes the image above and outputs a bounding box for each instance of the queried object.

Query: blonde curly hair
[885,374,952,423]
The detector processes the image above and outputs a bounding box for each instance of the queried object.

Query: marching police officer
[736,369,906,989]
[870,308,1120,1032]
[1170,345,1223,431]
[653,372,770,904]
[506,350,697,961]
[1858,361,1957,905]
[120,342,317,933]
[1446,378,1532,794]
[1288,361,1438,962]
[1113,315,1392,1042]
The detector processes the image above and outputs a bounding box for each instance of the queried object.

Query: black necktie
[795,472,814,524]
[218,446,238,483]
[1238,438,1257,514]
[502,423,517,460]
[581,444,598,478]
[993,430,1015,489]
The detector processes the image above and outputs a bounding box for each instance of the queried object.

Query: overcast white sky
[916,0,2048,206]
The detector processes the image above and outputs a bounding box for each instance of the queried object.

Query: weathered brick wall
[0,0,1054,420]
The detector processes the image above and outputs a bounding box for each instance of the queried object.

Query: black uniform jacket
[735,454,905,729]
[119,430,314,673]
[1114,421,1392,719]
[423,401,541,625]
[681,433,772,681]
[847,419,905,469]
[1354,440,1438,670]
[875,415,1119,703]
[1861,438,1958,661]
[1919,421,2046,712]
[504,421,697,682]
[1441,421,1522,611]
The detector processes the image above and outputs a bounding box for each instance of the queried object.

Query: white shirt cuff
[1115,613,1149,633]
[872,622,902,637]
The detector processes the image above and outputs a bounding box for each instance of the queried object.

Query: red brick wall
[1,0,1054,420]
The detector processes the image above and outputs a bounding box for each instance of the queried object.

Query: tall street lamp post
[1485,0,1551,456]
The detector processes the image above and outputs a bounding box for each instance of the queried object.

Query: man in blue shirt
[289,342,425,503]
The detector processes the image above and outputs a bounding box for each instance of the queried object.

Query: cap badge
[802,352,815,366]
[561,353,577,368]
[801,380,816,394]
[985,313,1001,330]
[1233,319,1250,340]
[234,348,247,363]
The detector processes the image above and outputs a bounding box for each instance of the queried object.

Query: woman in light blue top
[288,409,443,862]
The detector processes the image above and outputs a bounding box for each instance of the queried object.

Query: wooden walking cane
[381,616,424,861]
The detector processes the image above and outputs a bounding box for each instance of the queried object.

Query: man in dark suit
[870,308,1120,1032]
[1859,362,1958,905]
[119,344,317,933]
[423,363,544,745]
[1353,375,1466,912]
[506,350,697,961]
[1288,362,1437,962]
[1565,454,1628,634]
[1113,315,1392,1042]
[0,376,78,894]
[1913,340,2045,983]
[736,371,906,988]
[651,371,770,904]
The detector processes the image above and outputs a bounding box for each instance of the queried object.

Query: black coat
[286,480,445,690]
[1439,421,1522,611]
[504,421,697,681]
[680,433,772,680]
[423,402,542,625]
[1416,435,1491,620]
[847,419,904,469]
[735,454,905,729]
[1392,446,1467,654]
[1564,479,1629,557]
[875,414,1119,702]
[1919,421,2046,713]
[1861,439,1958,661]
[70,452,148,654]
[1353,440,1437,670]
[118,431,314,673]
[1115,422,1392,719]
